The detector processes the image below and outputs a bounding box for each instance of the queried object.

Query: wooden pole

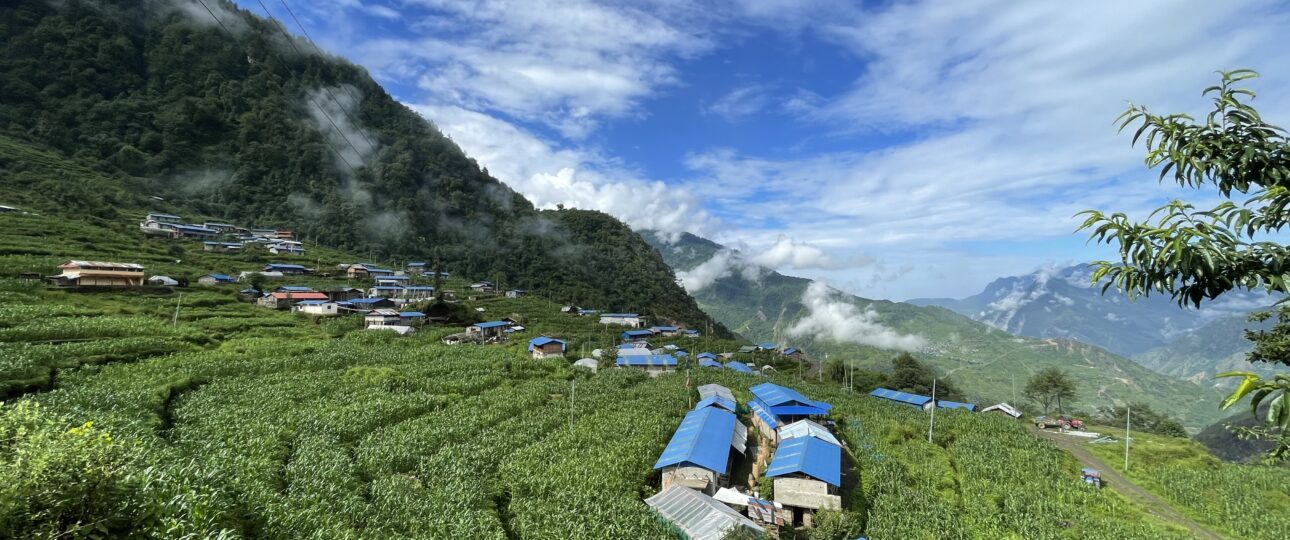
[927,378,938,444]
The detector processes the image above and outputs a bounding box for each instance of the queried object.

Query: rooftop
[653,406,740,473]
[615,354,677,367]
[869,388,932,407]
[765,435,842,487]
[644,486,762,540]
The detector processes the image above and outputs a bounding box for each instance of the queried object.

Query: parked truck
[1034,415,1084,430]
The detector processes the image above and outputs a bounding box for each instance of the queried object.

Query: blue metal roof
[602,313,639,317]
[757,342,777,350]
[622,330,654,338]
[407,262,426,266]
[698,359,723,368]
[346,298,391,304]
[265,264,306,270]
[725,361,754,373]
[278,286,313,292]
[148,213,181,219]
[653,406,738,473]
[376,275,409,280]
[205,273,234,281]
[371,286,403,291]
[171,224,216,233]
[528,336,566,352]
[937,400,977,411]
[473,321,509,329]
[765,436,841,487]
[695,395,736,413]
[675,351,688,357]
[399,311,426,317]
[782,347,799,355]
[869,388,933,408]
[403,286,435,291]
[296,300,328,305]
[618,343,648,349]
[653,325,679,331]
[697,352,717,359]
[749,383,832,416]
[749,402,779,430]
[616,354,678,367]
[683,329,700,335]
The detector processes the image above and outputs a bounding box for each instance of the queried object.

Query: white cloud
[787,282,927,351]
[704,84,771,122]
[413,104,715,235]
[747,235,844,270]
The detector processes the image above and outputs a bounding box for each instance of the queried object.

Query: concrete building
[48,261,145,287]
[294,300,340,316]
[653,405,747,494]
[765,436,843,525]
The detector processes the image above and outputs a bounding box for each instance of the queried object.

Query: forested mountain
[644,232,1228,429]
[0,0,725,333]
[1133,314,1279,390]
[910,265,1278,357]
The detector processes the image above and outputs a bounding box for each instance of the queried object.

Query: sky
[234,0,1290,301]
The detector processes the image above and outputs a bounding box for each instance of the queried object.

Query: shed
[573,358,599,372]
[505,289,525,298]
[695,395,737,413]
[765,436,842,510]
[653,406,746,492]
[697,352,717,360]
[147,275,179,286]
[621,329,654,342]
[644,486,762,540]
[651,325,680,337]
[399,311,427,326]
[936,400,977,412]
[294,300,339,316]
[757,342,777,351]
[777,419,841,447]
[615,354,677,374]
[338,297,396,312]
[467,320,511,339]
[868,388,934,410]
[683,329,701,338]
[528,336,567,359]
[197,273,235,285]
[599,313,646,327]
[750,382,832,425]
[263,263,308,275]
[725,361,755,374]
[697,384,735,403]
[981,402,1023,418]
[364,309,402,328]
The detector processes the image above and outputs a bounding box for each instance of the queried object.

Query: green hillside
[0,0,726,335]
[1133,314,1279,389]
[645,233,1228,430]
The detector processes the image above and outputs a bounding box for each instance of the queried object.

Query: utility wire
[194,0,362,177]
[254,0,371,163]
[277,0,378,150]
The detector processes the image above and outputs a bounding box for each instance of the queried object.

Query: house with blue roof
[653,406,747,494]
[374,275,410,286]
[936,400,977,412]
[621,329,654,342]
[406,262,426,275]
[697,352,717,360]
[749,383,832,438]
[263,263,308,275]
[699,358,723,369]
[294,300,339,316]
[399,311,426,326]
[615,354,677,373]
[528,336,567,359]
[756,342,777,352]
[765,436,842,515]
[682,329,701,338]
[197,273,235,286]
[782,347,805,360]
[336,297,396,312]
[650,325,680,337]
[725,361,755,374]
[869,388,934,410]
[367,285,405,298]
[467,320,511,339]
[275,285,314,293]
[167,223,218,239]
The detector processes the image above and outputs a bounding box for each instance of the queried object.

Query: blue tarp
[204,273,234,282]
[869,388,932,408]
[277,286,313,292]
[399,312,426,318]
[749,383,832,417]
[653,406,738,474]
[616,354,678,367]
[765,436,841,487]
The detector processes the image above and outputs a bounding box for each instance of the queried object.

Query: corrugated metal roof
[697,384,734,402]
[622,330,654,337]
[601,313,639,317]
[615,354,677,367]
[652,325,679,331]
[749,383,832,416]
[749,402,779,430]
[778,419,841,447]
[399,311,426,317]
[695,395,736,413]
[644,486,763,540]
[617,348,653,357]
[698,359,723,368]
[765,436,841,487]
[725,361,754,373]
[869,388,932,407]
[981,403,1022,418]
[270,292,328,300]
[737,346,757,353]
[697,352,717,359]
[204,273,234,281]
[936,400,976,411]
[296,300,328,305]
[277,286,313,292]
[757,342,777,350]
[265,263,306,270]
[64,260,145,270]
[654,407,739,472]
[472,321,510,329]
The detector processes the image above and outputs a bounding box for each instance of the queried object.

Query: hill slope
[645,233,1228,429]
[0,0,725,334]
[1133,314,1280,390]
[910,264,1278,357]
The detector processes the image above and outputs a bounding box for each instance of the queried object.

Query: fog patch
[787,281,926,352]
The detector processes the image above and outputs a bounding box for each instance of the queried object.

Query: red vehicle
[1034,415,1084,430]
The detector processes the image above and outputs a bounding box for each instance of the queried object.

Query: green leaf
[1220,374,1261,410]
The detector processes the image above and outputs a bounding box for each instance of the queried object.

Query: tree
[1024,367,1077,414]
[889,353,964,401]
[1077,70,1289,460]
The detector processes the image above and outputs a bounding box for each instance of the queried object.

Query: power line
[253,0,371,163]
[277,0,378,150]
[193,0,362,178]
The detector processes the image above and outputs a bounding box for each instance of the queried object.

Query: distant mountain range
[644,233,1228,429]
[909,264,1281,389]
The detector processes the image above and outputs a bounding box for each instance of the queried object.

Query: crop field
[0,209,1276,539]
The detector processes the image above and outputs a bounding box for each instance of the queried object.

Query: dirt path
[1031,428,1224,540]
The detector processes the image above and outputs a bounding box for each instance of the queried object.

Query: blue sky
[233,0,1290,300]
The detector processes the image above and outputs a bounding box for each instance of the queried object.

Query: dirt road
[1031,428,1224,540]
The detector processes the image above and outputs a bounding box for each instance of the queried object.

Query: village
[31,211,1036,540]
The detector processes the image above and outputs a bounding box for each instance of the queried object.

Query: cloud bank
[787,282,927,352]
